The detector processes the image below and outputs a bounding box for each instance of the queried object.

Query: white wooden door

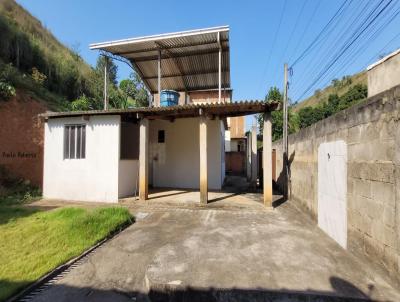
[318,141,347,249]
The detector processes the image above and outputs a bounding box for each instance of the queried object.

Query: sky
[16,0,400,129]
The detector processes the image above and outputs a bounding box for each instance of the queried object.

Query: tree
[265,86,283,103]
[298,106,324,129]
[108,87,129,109]
[257,86,298,141]
[297,84,367,129]
[322,93,340,117]
[119,78,137,99]
[132,73,149,107]
[338,84,367,110]
[70,94,102,111]
[119,73,148,107]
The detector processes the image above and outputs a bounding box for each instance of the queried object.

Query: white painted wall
[43,115,120,203]
[220,120,226,185]
[367,49,400,97]
[118,160,138,198]
[225,129,231,152]
[149,117,223,190]
[318,140,347,248]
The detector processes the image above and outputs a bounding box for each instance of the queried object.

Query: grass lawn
[0,205,133,301]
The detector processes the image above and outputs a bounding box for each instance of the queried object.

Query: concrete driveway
[25,197,400,302]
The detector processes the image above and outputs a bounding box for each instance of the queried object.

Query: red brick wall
[0,91,47,187]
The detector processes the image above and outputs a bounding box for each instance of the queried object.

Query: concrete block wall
[273,84,400,282]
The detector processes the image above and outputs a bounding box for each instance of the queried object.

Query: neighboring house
[41,26,277,205]
[225,116,247,175]
[367,48,400,97]
[228,116,246,152]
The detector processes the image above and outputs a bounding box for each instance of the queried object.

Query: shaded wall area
[0,91,47,187]
[149,118,224,190]
[273,84,400,283]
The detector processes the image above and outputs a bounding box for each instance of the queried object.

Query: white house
[42,103,276,204]
[41,27,277,205]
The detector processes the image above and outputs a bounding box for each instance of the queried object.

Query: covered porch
[136,101,278,206]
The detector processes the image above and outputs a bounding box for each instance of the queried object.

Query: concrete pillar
[251,125,257,186]
[263,112,273,207]
[139,118,149,200]
[246,132,252,180]
[199,115,208,204]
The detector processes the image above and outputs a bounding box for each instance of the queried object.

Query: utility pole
[283,63,288,199]
[103,56,108,110]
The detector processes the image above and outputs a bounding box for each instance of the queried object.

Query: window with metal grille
[64,125,86,159]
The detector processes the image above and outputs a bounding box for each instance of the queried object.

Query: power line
[295,0,394,101]
[290,0,372,97]
[290,0,350,67]
[258,0,287,95]
[272,0,309,78]
[365,19,400,64]
[314,3,400,92]
[287,0,321,64]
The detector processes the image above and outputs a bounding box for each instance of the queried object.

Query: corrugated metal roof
[40,100,279,120]
[90,26,230,93]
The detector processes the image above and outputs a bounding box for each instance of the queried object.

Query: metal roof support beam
[157,49,161,107]
[99,50,153,97]
[218,32,222,103]
[132,48,229,62]
[155,41,189,96]
[103,57,108,110]
[142,69,229,80]
[115,39,229,56]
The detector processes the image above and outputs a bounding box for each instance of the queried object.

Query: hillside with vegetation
[292,71,367,112]
[258,71,368,141]
[0,0,147,110]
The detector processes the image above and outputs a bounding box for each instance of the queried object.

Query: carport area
[134,101,278,206]
[26,198,400,302]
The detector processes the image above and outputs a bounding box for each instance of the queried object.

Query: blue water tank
[160,90,180,107]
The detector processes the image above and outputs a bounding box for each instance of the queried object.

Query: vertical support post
[103,57,108,110]
[199,112,208,204]
[263,112,273,207]
[139,118,149,200]
[283,63,289,199]
[246,131,252,180]
[251,125,257,186]
[218,32,222,103]
[157,50,161,107]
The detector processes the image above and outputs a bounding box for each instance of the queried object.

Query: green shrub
[31,67,47,85]
[0,80,16,99]
[70,94,102,111]
[298,84,367,129]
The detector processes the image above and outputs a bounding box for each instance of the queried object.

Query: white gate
[318,141,347,249]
